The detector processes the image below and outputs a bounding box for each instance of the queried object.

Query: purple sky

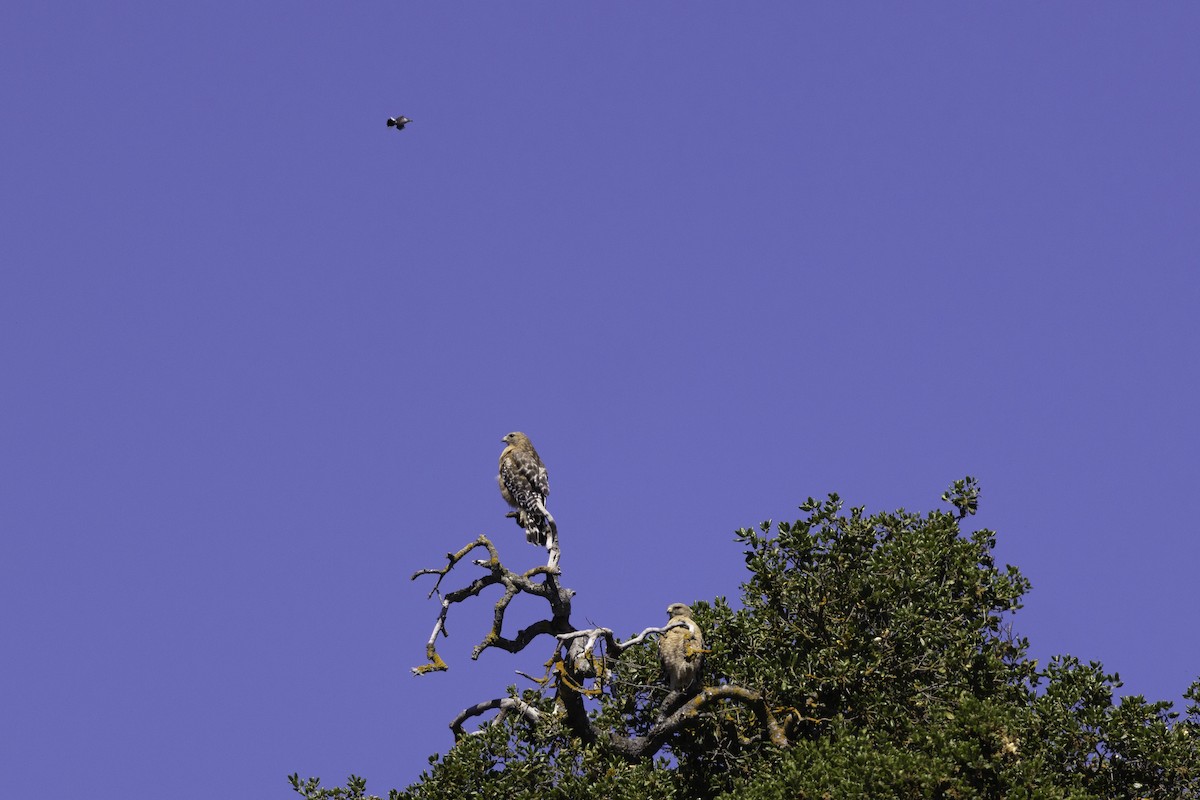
[3,4,1198,797]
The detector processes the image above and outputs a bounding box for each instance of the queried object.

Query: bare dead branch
[449,697,545,740]
[560,620,691,652]
[412,599,453,675]
[411,535,575,674]
[411,535,500,596]
[555,627,613,668]
[480,619,560,657]
[552,620,692,680]
[515,669,551,686]
[544,525,560,572]
[601,684,789,758]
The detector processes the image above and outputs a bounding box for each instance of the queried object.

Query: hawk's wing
[502,449,548,509]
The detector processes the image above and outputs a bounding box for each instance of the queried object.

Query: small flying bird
[386,115,412,130]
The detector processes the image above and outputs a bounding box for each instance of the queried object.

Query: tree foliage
[292,478,1199,799]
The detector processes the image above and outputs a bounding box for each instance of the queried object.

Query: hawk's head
[666,603,693,619]
[502,432,530,446]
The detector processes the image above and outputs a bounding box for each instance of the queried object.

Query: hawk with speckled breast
[498,432,557,548]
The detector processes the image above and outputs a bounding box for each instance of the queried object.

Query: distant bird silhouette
[386,115,412,131]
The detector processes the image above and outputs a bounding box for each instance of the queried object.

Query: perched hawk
[386,115,412,130]
[497,432,557,548]
[659,603,704,693]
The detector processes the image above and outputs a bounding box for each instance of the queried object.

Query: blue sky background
[3,3,1198,797]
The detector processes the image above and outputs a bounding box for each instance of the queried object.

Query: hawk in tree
[386,115,412,130]
[498,432,557,548]
[659,603,704,693]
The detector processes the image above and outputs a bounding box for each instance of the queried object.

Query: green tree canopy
[292,479,1199,799]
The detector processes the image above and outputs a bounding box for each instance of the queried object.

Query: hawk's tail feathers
[530,500,557,550]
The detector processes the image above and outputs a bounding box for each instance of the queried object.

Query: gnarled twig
[411,535,574,674]
[602,684,789,758]
[450,697,544,740]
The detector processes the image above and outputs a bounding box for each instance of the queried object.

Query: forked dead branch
[410,534,570,674]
